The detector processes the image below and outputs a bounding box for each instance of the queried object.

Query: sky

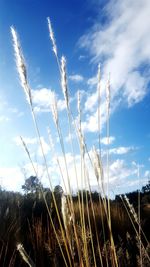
[0,0,150,195]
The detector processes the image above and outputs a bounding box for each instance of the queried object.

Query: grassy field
[0,188,150,266]
[0,19,149,267]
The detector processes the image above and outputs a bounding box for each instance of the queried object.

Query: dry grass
[0,18,149,267]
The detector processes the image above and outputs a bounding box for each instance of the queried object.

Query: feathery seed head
[77,90,81,116]
[47,127,54,150]
[61,194,69,231]
[61,56,69,108]
[79,131,85,157]
[106,74,110,107]
[97,64,101,99]
[97,64,101,86]
[92,146,101,182]
[124,194,138,223]
[50,91,58,126]
[11,26,32,105]
[47,17,57,56]
[92,146,104,193]
[77,91,85,156]
[17,243,35,267]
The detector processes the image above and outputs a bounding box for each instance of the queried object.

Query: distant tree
[54,185,63,196]
[142,180,150,193]
[22,175,42,194]
[53,185,63,207]
[92,191,99,202]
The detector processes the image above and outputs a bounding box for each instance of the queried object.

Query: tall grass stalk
[77,91,91,267]
[47,17,60,72]
[10,18,149,267]
[11,26,73,267]
[17,243,35,267]
[85,167,104,266]
[47,20,87,263]
[120,195,150,263]
[20,136,69,267]
[50,92,82,263]
[105,76,118,267]
[48,55,83,265]
[138,165,142,267]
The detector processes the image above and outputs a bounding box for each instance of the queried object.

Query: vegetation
[0,19,149,266]
[0,184,150,266]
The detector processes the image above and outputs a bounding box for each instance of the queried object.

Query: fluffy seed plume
[47,17,57,57]
[50,91,58,126]
[61,56,69,108]
[11,26,32,105]
[61,194,72,232]
[106,74,110,109]
[17,243,35,267]
[47,127,54,150]
[92,146,104,192]
[124,195,138,223]
[77,90,81,116]
[97,64,101,92]
[77,91,85,156]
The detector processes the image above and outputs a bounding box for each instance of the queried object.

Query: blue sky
[0,0,150,195]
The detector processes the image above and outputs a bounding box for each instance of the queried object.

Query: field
[0,187,150,266]
[0,16,150,267]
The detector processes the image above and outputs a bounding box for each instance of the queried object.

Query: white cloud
[0,149,143,194]
[144,170,150,178]
[87,76,97,87]
[69,74,84,82]
[101,136,115,145]
[32,88,66,113]
[0,115,10,122]
[78,55,86,61]
[108,159,138,191]
[14,136,37,146]
[124,71,147,107]
[82,111,98,132]
[109,159,130,181]
[8,108,24,117]
[84,91,98,112]
[14,136,50,157]
[0,162,54,191]
[82,100,108,133]
[0,167,24,191]
[79,0,150,107]
[109,146,134,155]
[37,137,50,157]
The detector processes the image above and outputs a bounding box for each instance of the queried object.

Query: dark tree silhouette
[142,180,150,193]
[22,175,42,194]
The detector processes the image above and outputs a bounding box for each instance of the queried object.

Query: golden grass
[8,18,150,267]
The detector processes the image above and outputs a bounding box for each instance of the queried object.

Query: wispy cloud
[84,90,98,112]
[109,159,135,182]
[37,137,50,157]
[14,136,37,146]
[31,88,66,113]
[144,170,150,178]
[81,100,109,133]
[101,136,115,145]
[0,115,10,122]
[14,136,50,157]
[79,0,150,108]
[8,107,24,117]
[0,167,24,191]
[109,146,134,155]
[78,55,86,61]
[69,74,84,82]
[0,96,24,119]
